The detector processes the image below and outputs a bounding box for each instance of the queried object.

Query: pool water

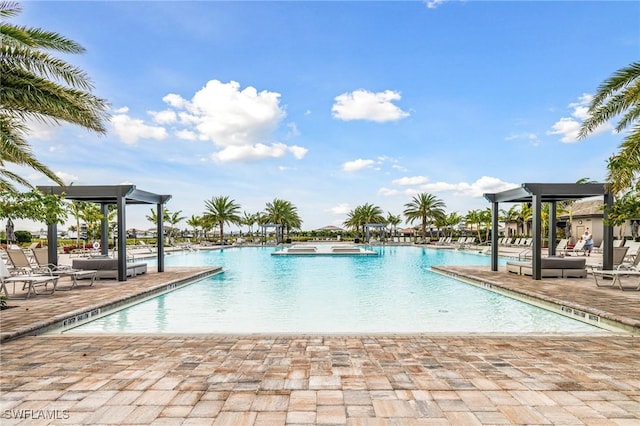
[66,246,602,334]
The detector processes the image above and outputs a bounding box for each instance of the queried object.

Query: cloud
[332,89,409,122]
[342,158,375,172]
[112,80,306,162]
[547,93,613,143]
[378,187,400,196]
[149,109,177,125]
[425,0,447,9]
[505,133,540,146]
[421,176,518,198]
[55,171,79,185]
[110,113,168,145]
[392,176,428,186]
[327,203,351,215]
[387,175,517,199]
[210,143,307,163]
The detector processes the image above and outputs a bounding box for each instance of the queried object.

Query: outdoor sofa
[506,256,587,278]
[71,258,147,279]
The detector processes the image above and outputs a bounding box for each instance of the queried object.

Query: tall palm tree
[166,210,186,241]
[578,61,639,194]
[343,203,384,238]
[465,209,483,243]
[386,212,402,237]
[263,199,302,243]
[1,1,109,190]
[403,193,446,241]
[186,215,203,240]
[203,196,241,243]
[443,212,463,238]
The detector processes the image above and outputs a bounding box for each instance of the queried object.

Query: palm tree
[203,196,242,243]
[465,209,483,243]
[403,193,446,241]
[166,210,186,242]
[263,199,302,243]
[386,212,402,238]
[0,1,109,191]
[443,212,463,238]
[186,215,203,241]
[578,61,639,194]
[343,203,385,239]
[241,211,259,237]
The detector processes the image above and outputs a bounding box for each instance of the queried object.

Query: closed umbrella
[5,219,15,244]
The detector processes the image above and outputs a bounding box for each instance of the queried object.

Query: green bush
[14,230,32,243]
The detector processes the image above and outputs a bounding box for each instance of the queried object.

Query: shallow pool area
[65,246,604,334]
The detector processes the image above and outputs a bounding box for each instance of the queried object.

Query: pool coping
[431,265,640,335]
[0,267,222,343]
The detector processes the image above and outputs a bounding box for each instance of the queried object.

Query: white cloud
[332,89,409,122]
[55,171,79,185]
[289,145,308,160]
[327,203,351,215]
[505,133,540,146]
[286,122,300,139]
[175,129,197,140]
[108,81,307,162]
[110,113,168,145]
[162,94,187,108]
[392,176,428,186]
[342,158,375,172]
[378,187,400,196]
[388,175,517,199]
[160,80,305,162]
[149,109,177,125]
[210,142,307,163]
[425,0,446,9]
[420,176,518,198]
[548,93,613,143]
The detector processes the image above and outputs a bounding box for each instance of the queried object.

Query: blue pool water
[66,246,602,334]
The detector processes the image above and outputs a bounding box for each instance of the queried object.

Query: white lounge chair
[1,260,58,299]
[591,251,640,291]
[559,240,585,256]
[31,248,97,289]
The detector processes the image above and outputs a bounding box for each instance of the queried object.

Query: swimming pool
[66,246,603,334]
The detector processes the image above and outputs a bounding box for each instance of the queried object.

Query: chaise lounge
[506,256,587,278]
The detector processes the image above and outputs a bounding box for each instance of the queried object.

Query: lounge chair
[623,241,640,263]
[590,247,640,290]
[507,256,587,278]
[31,248,97,289]
[559,240,585,256]
[5,248,43,274]
[554,238,568,253]
[0,260,58,299]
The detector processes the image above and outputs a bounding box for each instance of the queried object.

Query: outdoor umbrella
[5,218,15,244]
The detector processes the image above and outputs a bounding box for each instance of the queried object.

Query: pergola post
[116,194,127,281]
[100,203,109,256]
[157,202,165,272]
[531,194,542,280]
[548,201,557,256]
[47,223,58,266]
[491,201,499,271]
[603,192,614,270]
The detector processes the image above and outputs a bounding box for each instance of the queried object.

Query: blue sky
[12,1,640,233]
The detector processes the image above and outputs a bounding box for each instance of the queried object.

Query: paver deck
[1,249,640,425]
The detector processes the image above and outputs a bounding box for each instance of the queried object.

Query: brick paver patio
[1,248,639,424]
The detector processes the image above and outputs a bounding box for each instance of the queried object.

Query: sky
[10,0,640,233]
